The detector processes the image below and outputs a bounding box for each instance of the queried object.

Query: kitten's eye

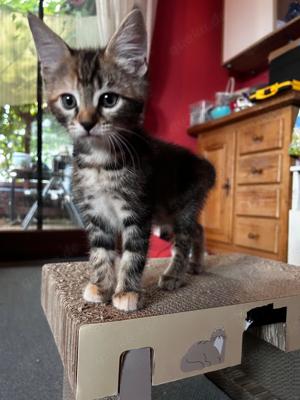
[61,94,77,110]
[99,92,119,108]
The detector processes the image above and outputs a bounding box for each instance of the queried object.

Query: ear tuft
[105,8,147,76]
[28,13,70,73]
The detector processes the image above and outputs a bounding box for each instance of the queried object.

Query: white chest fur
[76,167,132,230]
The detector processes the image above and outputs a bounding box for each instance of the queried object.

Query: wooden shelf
[188,91,300,137]
[224,16,300,77]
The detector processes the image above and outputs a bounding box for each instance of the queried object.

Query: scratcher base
[63,375,116,400]
[42,254,300,399]
[208,332,300,400]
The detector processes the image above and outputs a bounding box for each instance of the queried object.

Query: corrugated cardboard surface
[41,254,300,399]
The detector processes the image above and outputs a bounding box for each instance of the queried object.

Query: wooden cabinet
[237,153,282,184]
[188,92,300,262]
[235,185,281,218]
[237,115,284,154]
[198,128,235,244]
[234,217,280,254]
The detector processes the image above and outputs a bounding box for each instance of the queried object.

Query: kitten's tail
[199,157,216,191]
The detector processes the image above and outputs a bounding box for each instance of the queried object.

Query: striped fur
[29,9,216,311]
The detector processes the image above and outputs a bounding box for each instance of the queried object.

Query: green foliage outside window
[0,105,28,180]
[1,0,96,16]
[0,104,72,180]
[0,0,95,182]
[289,132,300,158]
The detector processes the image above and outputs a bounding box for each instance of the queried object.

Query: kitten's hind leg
[83,217,117,304]
[187,223,205,275]
[158,231,190,291]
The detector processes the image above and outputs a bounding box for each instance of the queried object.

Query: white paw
[83,283,103,303]
[112,292,139,312]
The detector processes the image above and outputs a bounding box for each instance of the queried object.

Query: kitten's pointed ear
[28,13,70,73]
[105,8,147,76]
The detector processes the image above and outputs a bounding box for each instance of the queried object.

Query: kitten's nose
[80,120,96,132]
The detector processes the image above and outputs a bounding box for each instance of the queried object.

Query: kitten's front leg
[83,216,117,304]
[112,217,151,312]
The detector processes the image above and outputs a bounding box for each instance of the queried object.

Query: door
[198,128,236,244]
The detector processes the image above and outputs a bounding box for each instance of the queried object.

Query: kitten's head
[28,9,148,146]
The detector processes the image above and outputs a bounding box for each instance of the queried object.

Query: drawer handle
[250,167,263,175]
[252,135,264,143]
[248,232,259,240]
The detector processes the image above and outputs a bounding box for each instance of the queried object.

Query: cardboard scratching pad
[41,254,300,400]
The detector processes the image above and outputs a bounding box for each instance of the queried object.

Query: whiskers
[70,121,144,172]
[105,127,142,171]
[114,125,150,145]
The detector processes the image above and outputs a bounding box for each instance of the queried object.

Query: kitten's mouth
[80,130,109,146]
[74,124,112,142]
[83,130,102,138]
[85,132,102,140]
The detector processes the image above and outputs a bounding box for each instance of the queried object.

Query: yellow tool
[249,80,300,101]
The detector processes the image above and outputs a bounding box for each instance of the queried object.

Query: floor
[0,218,76,231]
[0,264,231,400]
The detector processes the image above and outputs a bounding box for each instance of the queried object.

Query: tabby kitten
[28,9,215,312]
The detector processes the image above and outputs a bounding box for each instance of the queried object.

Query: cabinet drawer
[234,217,279,253]
[237,153,282,184]
[238,114,284,155]
[236,185,280,218]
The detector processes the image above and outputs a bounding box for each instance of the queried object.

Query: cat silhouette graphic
[181,328,226,372]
